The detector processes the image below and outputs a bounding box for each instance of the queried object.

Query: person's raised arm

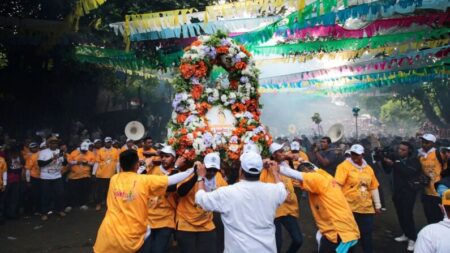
[279,164,304,181]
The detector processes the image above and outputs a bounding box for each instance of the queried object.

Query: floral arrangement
[167,31,272,162]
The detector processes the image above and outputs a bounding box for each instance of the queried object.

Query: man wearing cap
[67,142,96,212]
[195,151,287,253]
[176,152,228,253]
[287,141,309,190]
[418,133,445,224]
[38,136,67,221]
[278,161,360,253]
[93,139,103,156]
[24,142,42,215]
[93,137,120,211]
[414,189,450,253]
[335,144,381,253]
[142,145,181,253]
[262,143,303,253]
[310,137,339,176]
[121,139,137,153]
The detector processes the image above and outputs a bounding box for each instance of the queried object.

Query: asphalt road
[0,174,428,253]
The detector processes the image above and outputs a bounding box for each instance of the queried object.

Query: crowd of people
[0,131,449,253]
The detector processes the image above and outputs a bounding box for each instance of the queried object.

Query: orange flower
[232,103,246,113]
[230,79,239,90]
[235,61,247,70]
[240,45,252,57]
[247,125,256,131]
[192,40,202,46]
[216,46,229,54]
[180,63,195,79]
[197,102,211,115]
[245,99,258,112]
[184,46,191,52]
[180,128,188,135]
[168,138,176,145]
[177,113,188,124]
[252,135,260,142]
[194,61,208,78]
[191,84,203,100]
[183,149,197,160]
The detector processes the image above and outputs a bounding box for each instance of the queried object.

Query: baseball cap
[243,143,261,154]
[159,145,176,157]
[94,139,102,144]
[104,137,113,143]
[443,189,450,206]
[269,143,284,155]
[442,147,450,152]
[349,144,364,155]
[80,142,90,151]
[290,141,300,151]
[240,151,263,174]
[421,133,437,143]
[204,152,220,170]
[126,138,134,143]
[29,142,38,148]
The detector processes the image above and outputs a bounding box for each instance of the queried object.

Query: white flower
[213,90,220,99]
[238,52,247,59]
[187,133,194,141]
[228,46,238,55]
[193,138,206,155]
[229,92,236,99]
[181,93,189,101]
[221,94,228,103]
[206,88,213,93]
[171,111,177,123]
[241,68,255,78]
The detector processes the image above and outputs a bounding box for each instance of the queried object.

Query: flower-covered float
[167,31,272,162]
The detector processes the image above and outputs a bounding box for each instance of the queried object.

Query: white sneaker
[395,234,409,242]
[407,240,415,251]
[64,206,72,213]
[80,205,89,211]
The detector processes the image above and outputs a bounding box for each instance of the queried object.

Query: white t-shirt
[195,180,287,253]
[38,148,63,180]
[415,218,450,253]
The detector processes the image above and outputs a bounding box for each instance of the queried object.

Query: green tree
[380,98,426,135]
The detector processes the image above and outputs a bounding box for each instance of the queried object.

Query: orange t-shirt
[260,165,299,218]
[68,150,96,180]
[0,157,7,189]
[94,172,168,253]
[419,150,444,196]
[25,152,40,178]
[176,173,228,232]
[96,147,119,179]
[147,166,177,229]
[335,159,379,214]
[301,169,360,243]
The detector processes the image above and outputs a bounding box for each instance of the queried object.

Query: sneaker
[95,204,101,211]
[41,215,48,221]
[80,205,89,211]
[59,212,66,217]
[64,206,72,213]
[407,240,415,251]
[395,234,409,242]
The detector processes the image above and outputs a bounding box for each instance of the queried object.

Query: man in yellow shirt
[93,149,194,253]
[176,152,228,253]
[287,140,309,190]
[121,139,138,153]
[93,137,120,211]
[143,145,180,253]
[262,143,303,253]
[418,133,445,224]
[335,144,381,253]
[137,136,158,162]
[279,161,360,252]
[24,142,41,215]
[66,142,95,211]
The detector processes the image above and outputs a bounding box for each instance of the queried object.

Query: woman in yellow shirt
[335,144,381,253]
[176,153,228,253]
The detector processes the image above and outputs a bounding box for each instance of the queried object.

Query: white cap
[269,143,284,155]
[80,142,90,151]
[442,147,450,151]
[159,145,176,157]
[204,152,220,170]
[40,142,47,149]
[349,144,364,155]
[29,142,38,148]
[240,151,263,174]
[290,141,300,151]
[421,133,436,143]
[344,149,351,155]
[94,139,102,144]
[243,143,261,154]
[126,138,134,143]
[83,139,92,144]
[104,137,112,143]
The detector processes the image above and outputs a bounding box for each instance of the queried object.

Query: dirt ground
[0,174,428,253]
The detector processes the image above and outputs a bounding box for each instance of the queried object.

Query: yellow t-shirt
[301,169,360,243]
[147,166,177,229]
[25,152,40,178]
[260,166,299,218]
[176,173,228,232]
[335,159,379,214]
[22,147,32,160]
[94,172,169,253]
[68,150,96,180]
[96,148,119,179]
[289,151,310,188]
[419,150,444,196]
[0,157,7,189]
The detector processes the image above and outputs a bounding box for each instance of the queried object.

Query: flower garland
[167,31,272,162]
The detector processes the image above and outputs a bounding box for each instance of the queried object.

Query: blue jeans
[275,215,303,253]
[353,213,374,253]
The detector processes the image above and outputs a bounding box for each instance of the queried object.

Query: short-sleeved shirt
[419,148,444,196]
[176,173,228,232]
[313,149,338,176]
[301,169,360,243]
[68,150,95,180]
[335,159,379,214]
[38,148,63,180]
[93,172,168,253]
[96,147,119,179]
[25,152,40,178]
[260,164,299,218]
[0,157,7,187]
